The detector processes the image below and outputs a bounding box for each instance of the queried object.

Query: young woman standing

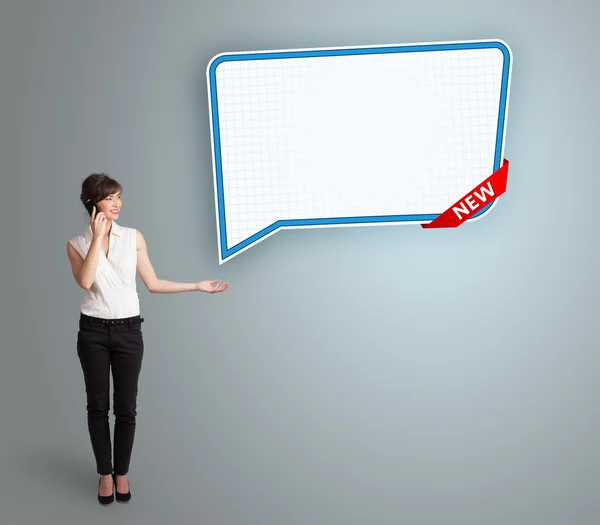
[66,173,228,506]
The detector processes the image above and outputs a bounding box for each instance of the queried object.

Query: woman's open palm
[195,279,229,293]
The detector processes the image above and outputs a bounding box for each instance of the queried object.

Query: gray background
[0,0,598,524]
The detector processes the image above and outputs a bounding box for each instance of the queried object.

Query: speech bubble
[207,39,512,264]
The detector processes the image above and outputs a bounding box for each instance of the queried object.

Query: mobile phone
[87,199,101,215]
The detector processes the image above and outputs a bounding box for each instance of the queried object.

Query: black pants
[77,313,144,476]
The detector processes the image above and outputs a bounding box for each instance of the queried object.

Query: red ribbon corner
[422,159,510,229]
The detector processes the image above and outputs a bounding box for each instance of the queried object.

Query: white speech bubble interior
[207,40,512,263]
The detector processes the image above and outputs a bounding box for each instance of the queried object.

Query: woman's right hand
[90,205,107,239]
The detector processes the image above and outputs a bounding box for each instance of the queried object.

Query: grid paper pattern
[213,47,505,248]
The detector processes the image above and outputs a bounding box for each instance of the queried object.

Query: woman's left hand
[195,279,229,293]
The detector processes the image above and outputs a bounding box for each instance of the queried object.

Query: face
[97,192,122,220]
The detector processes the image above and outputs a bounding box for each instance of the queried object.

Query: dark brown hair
[80,173,123,216]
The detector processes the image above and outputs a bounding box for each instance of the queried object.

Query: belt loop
[128,318,132,331]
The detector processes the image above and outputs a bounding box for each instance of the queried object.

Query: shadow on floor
[13,449,96,498]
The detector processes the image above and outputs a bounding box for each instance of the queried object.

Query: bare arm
[136,230,228,294]
[66,207,108,290]
[66,237,103,290]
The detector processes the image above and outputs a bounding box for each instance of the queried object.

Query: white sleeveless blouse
[68,221,140,319]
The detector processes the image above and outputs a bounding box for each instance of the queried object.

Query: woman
[66,173,228,506]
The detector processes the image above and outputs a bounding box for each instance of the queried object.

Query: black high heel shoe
[97,477,114,506]
[112,473,131,503]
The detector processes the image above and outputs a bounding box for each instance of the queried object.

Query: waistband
[80,313,144,326]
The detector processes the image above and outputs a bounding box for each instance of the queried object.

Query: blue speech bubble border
[208,40,511,262]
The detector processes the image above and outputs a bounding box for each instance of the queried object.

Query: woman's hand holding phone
[90,202,107,239]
